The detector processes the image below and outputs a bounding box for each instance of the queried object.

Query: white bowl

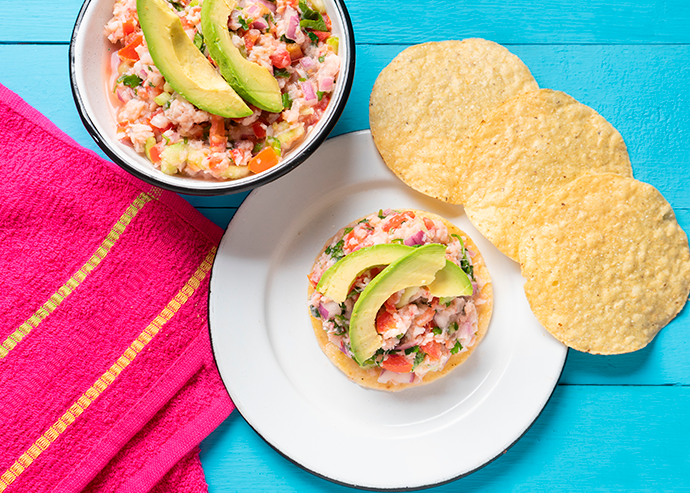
[70,0,355,195]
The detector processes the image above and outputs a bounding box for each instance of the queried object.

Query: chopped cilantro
[391,238,404,244]
[193,32,205,52]
[450,341,463,354]
[378,209,385,219]
[282,92,293,109]
[405,345,420,355]
[238,15,250,30]
[448,322,458,333]
[298,77,307,82]
[169,0,185,11]
[280,34,296,44]
[318,55,325,63]
[325,238,345,261]
[362,348,385,367]
[412,351,426,369]
[309,305,320,318]
[252,141,265,154]
[451,234,475,280]
[343,227,353,234]
[307,32,319,45]
[357,218,369,224]
[117,74,142,89]
[274,68,291,78]
[432,327,442,335]
[298,0,328,31]
[317,90,325,101]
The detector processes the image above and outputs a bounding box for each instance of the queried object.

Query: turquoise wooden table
[2,1,689,490]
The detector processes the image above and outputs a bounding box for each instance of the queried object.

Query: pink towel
[0,83,234,492]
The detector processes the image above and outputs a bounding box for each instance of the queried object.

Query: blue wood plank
[197,207,238,229]
[200,386,690,492]
[3,0,690,44]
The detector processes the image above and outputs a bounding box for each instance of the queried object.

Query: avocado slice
[427,260,473,298]
[317,244,415,303]
[349,244,447,365]
[201,0,283,113]
[137,0,252,118]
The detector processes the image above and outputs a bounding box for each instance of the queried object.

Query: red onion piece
[252,17,269,30]
[318,76,334,92]
[300,57,315,71]
[245,3,262,19]
[301,81,317,102]
[377,370,415,384]
[256,0,276,12]
[285,14,300,40]
[318,300,341,319]
[404,230,425,246]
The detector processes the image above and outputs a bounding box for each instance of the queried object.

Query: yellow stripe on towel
[0,187,163,360]
[0,246,216,491]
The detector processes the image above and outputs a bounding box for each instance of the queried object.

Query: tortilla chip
[309,210,493,391]
[457,89,632,262]
[519,173,690,354]
[369,39,538,202]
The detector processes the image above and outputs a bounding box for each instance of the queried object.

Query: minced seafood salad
[105,0,340,179]
[308,210,487,385]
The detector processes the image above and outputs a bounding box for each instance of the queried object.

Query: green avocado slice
[317,244,415,303]
[427,260,473,298]
[349,244,447,365]
[201,0,283,113]
[137,0,252,118]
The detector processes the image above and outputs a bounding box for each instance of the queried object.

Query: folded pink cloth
[0,84,234,492]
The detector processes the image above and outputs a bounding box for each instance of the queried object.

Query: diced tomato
[252,123,266,139]
[148,142,164,164]
[314,93,330,112]
[308,30,331,43]
[382,211,416,232]
[118,34,143,62]
[270,49,291,69]
[376,307,397,334]
[423,217,435,230]
[244,31,260,52]
[381,354,412,373]
[122,20,136,36]
[209,115,227,153]
[248,146,280,174]
[421,341,443,361]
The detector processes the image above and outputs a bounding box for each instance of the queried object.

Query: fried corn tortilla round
[457,89,632,262]
[369,39,538,202]
[519,173,690,354]
[309,210,493,391]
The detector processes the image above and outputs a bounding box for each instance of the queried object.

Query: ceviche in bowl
[70,0,354,195]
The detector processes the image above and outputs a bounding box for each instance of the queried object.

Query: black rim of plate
[69,0,356,196]
[206,130,569,491]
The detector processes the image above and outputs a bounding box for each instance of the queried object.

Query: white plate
[209,130,567,490]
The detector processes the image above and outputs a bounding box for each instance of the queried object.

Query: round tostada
[307,209,493,391]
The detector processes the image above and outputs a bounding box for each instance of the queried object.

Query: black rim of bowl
[69,0,356,196]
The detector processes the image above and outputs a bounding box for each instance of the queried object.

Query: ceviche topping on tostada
[308,209,493,391]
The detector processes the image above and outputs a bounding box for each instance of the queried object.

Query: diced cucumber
[154,92,172,107]
[159,141,188,175]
